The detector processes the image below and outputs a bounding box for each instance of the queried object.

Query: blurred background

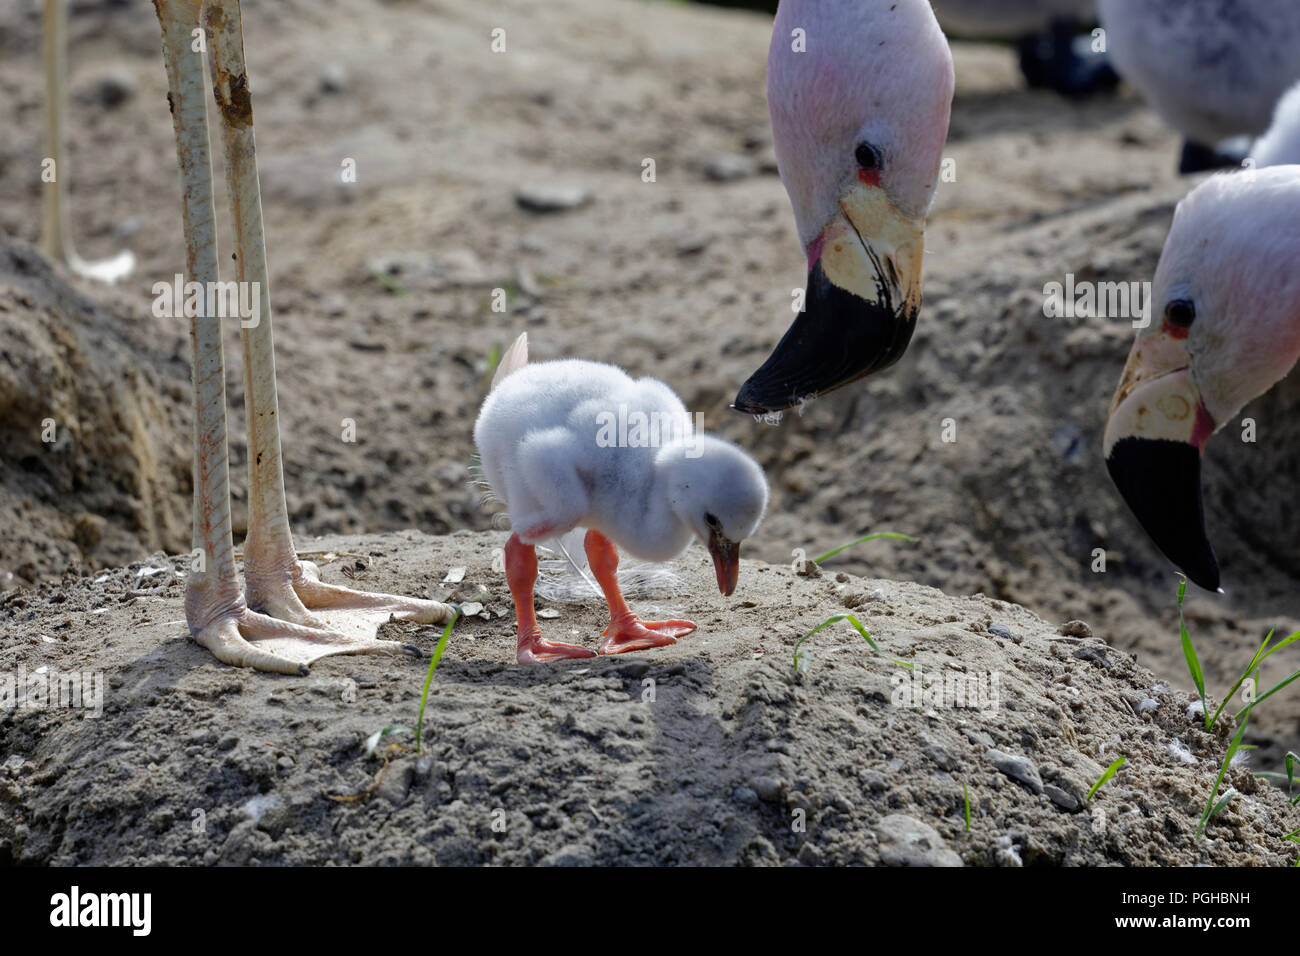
[1,0,1298,766]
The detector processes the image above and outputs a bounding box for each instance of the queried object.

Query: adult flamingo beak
[1103,338,1220,591]
[734,178,926,414]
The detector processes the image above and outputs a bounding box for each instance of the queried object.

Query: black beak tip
[731,379,793,416]
[1105,437,1221,592]
[733,262,916,416]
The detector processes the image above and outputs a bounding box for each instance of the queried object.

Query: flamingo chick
[475,335,769,664]
[734,0,954,414]
[1104,166,1300,590]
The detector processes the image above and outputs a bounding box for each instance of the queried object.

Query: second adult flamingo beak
[1103,339,1220,591]
[707,527,740,597]
[734,179,925,414]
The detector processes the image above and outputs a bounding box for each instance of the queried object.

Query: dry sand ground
[1,0,1298,863]
[2,532,1296,866]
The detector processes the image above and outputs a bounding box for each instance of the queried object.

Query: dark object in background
[1178,140,1250,175]
[1016,19,1118,98]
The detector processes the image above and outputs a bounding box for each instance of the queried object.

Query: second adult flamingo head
[735,0,954,414]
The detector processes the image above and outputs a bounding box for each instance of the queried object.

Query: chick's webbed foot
[517,626,598,665]
[598,612,696,655]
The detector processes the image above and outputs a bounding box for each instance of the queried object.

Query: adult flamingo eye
[1165,299,1196,327]
[854,141,881,172]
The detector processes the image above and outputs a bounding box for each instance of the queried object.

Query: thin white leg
[156,0,367,673]
[204,0,456,640]
[41,0,134,283]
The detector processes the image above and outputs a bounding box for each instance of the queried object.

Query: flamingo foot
[64,248,136,285]
[231,555,456,665]
[598,613,696,655]
[191,599,405,675]
[517,626,597,665]
[291,559,456,629]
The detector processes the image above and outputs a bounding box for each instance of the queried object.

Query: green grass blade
[813,532,916,565]
[1176,579,1209,728]
[1234,668,1300,720]
[1257,627,1300,665]
[415,608,460,755]
[1210,628,1276,728]
[1197,709,1251,839]
[1204,790,1238,828]
[792,614,912,671]
[1086,755,1126,801]
[962,783,971,833]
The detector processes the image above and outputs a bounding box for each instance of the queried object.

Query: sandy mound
[1,531,1293,866]
[0,237,190,585]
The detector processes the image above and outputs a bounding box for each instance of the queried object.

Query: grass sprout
[1197,708,1251,839]
[1179,578,1300,730]
[1177,580,1208,723]
[962,783,971,833]
[1087,755,1126,801]
[813,532,916,566]
[792,614,912,672]
[415,608,460,754]
[1285,827,1300,866]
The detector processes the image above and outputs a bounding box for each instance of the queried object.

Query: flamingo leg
[507,534,596,665]
[201,0,455,645]
[41,0,134,283]
[154,0,450,672]
[585,529,695,656]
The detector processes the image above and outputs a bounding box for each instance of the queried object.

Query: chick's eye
[854,142,880,172]
[1165,299,1196,328]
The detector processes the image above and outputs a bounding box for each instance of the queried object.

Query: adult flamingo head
[735,0,954,414]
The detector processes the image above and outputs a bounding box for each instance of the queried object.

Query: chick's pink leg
[507,533,596,665]
[586,529,696,655]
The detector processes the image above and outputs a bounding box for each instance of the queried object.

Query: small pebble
[1044,785,1079,812]
[515,183,591,213]
[319,64,347,94]
[988,623,1013,639]
[1058,620,1093,638]
[751,776,784,803]
[704,152,757,182]
[797,842,824,866]
[92,70,137,109]
[987,748,1044,794]
[860,770,888,793]
[875,814,963,867]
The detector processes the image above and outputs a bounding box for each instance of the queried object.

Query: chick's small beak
[734,178,925,414]
[707,529,740,596]
[1103,341,1220,591]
